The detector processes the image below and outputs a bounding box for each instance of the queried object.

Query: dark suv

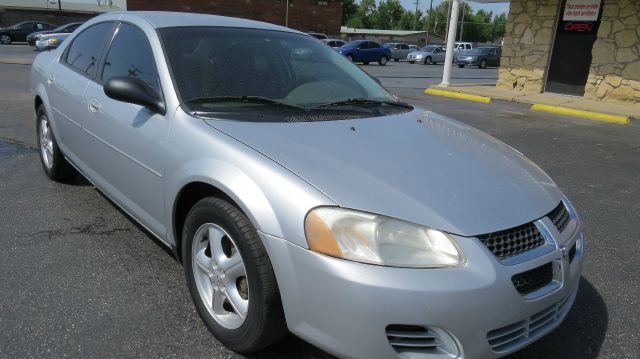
[0,21,56,44]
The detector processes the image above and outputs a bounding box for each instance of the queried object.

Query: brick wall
[126,0,342,36]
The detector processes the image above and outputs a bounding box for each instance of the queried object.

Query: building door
[545,0,603,96]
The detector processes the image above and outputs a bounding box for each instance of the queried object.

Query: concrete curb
[0,60,33,65]
[424,88,492,104]
[531,104,630,125]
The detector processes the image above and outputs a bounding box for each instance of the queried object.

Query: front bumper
[260,217,584,359]
[457,58,478,65]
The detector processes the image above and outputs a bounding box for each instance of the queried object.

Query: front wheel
[479,59,487,69]
[347,54,354,62]
[182,197,287,352]
[0,34,11,45]
[393,58,399,62]
[36,105,76,181]
[424,56,432,65]
[458,64,465,68]
[378,56,388,66]
[408,61,415,64]
[363,61,370,65]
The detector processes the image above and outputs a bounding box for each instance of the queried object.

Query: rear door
[368,42,382,61]
[47,22,116,159]
[82,22,169,237]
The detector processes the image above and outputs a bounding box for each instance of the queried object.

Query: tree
[342,0,359,25]
[358,0,377,28]
[372,0,405,29]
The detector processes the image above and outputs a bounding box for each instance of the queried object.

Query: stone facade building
[497,0,640,104]
[127,0,343,36]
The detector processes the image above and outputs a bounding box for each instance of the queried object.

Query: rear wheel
[182,197,287,352]
[363,61,370,65]
[479,59,487,69]
[347,54,354,62]
[393,58,399,62]
[458,64,465,68]
[378,56,388,66]
[424,56,432,65]
[0,34,11,45]
[36,105,76,181]
[408,61,415,64]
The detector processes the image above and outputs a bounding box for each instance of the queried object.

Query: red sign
[563,22,594,32]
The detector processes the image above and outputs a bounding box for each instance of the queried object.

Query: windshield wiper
[187,96,306,110]
[314,98,413,110]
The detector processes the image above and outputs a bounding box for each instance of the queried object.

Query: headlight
[305,207,464,268]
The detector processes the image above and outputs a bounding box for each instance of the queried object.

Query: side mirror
[104,76,166,115]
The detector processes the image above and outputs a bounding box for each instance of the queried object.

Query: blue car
[337,40,391,66]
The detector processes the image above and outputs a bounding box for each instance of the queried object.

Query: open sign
[563,22,595,32]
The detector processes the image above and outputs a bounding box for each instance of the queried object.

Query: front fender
[164,111,335,249]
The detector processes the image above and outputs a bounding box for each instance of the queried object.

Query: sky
[399,0,510,16]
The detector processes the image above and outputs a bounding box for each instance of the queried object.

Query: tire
[378,56,388,66]
[479,59,487,69]
[424,56,432,65]
[408,61,415,64]
[363,61,370,65]
[0,33,11,45]
[182,197,287,353]
[458,64,465,68]
[36,105,76,181]
[393,58,399,62]
[347,54,354,62]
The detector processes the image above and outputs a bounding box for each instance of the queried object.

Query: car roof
[107,11,296,33]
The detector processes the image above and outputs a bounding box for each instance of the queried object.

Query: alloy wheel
[192,223,249,330]
[0,34,11,45]
[39,116,54,169]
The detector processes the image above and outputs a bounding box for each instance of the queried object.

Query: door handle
[47,76,55,85]
[88,98,101,114]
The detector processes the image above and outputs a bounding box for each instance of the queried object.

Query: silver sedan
[31,11,584,359]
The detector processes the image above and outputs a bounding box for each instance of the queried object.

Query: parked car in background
[0,21,56,44]
[307,32,328,40]
[457,46,502,69]
[407,45,446,65]
[383,42,412,62]
[322,38,346,48]
[337,40,390,65]
[27,22,83,46]
[31,11,584,359]
[409,44,419,51]
[35,32,72,51]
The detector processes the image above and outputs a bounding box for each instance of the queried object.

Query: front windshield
[160,27,402,118]
[419,45,437,52]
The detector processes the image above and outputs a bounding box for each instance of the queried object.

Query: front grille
[385,325,445,355]
[477,223,545,259]
[487,294,573,352]
[548,201,570,233]
[511,263,553,294]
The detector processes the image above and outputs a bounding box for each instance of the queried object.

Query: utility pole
[426,0,433,44]
[413,0,420,31]
[444,0,452,43]
[459,1,465,42]
[285,0,289,28]
[58,0,63,25]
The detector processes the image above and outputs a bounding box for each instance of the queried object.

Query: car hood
[204,110,561,236]
[27,30,49,38]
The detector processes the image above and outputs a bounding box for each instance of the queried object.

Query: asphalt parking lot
[1,45,638,359]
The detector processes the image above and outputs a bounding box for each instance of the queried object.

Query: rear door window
[65,22,115,78]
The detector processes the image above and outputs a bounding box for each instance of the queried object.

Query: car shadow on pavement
[507,277,607,359]
[249,334,337,359]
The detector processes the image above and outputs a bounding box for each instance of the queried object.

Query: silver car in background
[35,32,71,51]
[407,45,447,65]
[31,11,583,359]
[383,42,412,62]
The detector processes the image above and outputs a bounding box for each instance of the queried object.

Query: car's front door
[12,22,34,42]
[433,47,445,62]
[82,22,169,237]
